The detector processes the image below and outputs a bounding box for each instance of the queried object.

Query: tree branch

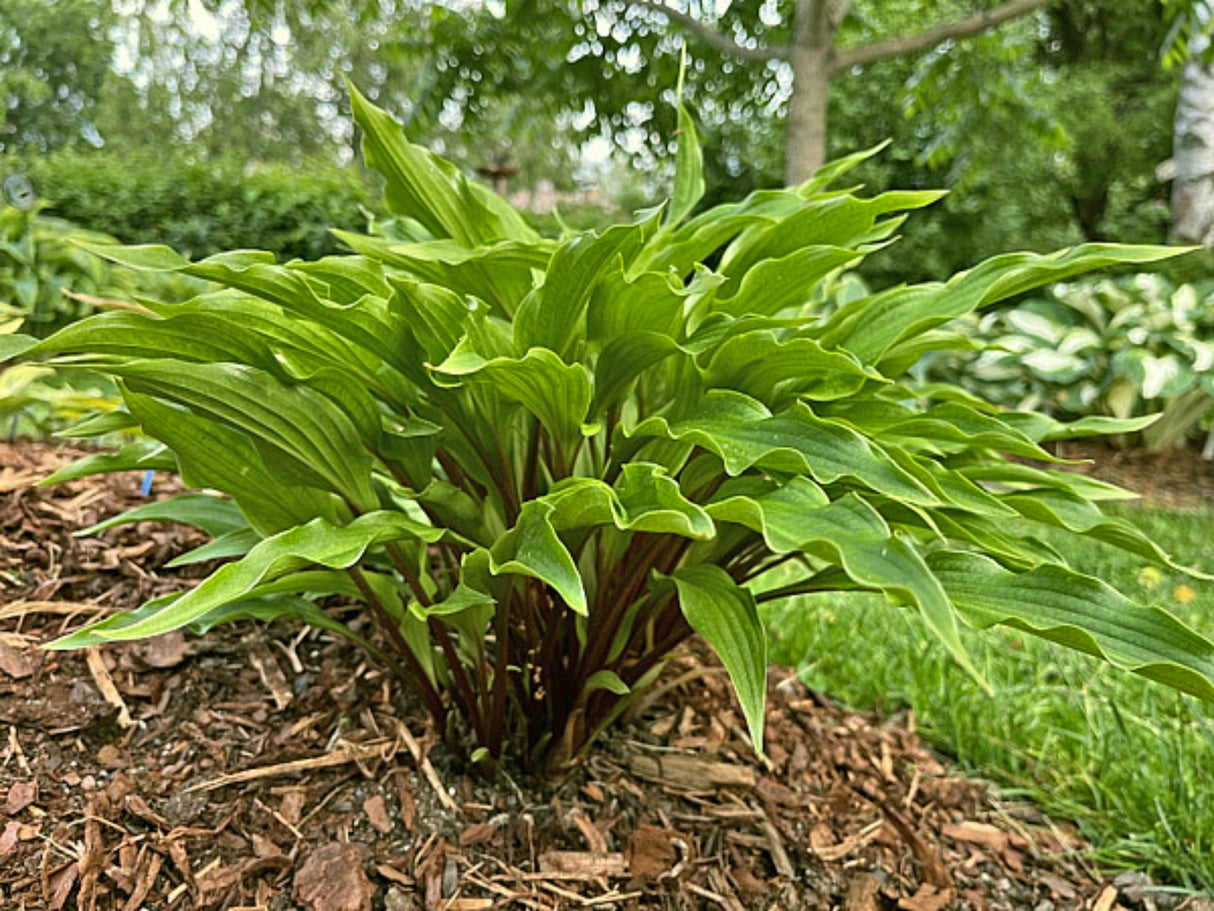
[628,0,791,62]
[832,0,1057,74]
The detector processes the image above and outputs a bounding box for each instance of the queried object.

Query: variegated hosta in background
[6,88,1214,772]
[923,273,1214,453]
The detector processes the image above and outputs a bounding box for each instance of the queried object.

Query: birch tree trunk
[1171,35,1214,246]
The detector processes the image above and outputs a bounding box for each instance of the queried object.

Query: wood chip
[538,851,627,878]
[1092,886,1118,911]
[85,647,133,728]
[294,842,374,911]
[363,794,393,835]
[184,740,396,793]
[0,638,34,679]
[5,779,37,814]
[628,752,757,790]
[571,808,608,853]
[251,643,293,710]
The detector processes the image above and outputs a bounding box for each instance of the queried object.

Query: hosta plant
[6,88,1214,773]
[923,273,1214,451]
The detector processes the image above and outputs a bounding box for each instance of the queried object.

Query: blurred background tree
[0,0,1208,277]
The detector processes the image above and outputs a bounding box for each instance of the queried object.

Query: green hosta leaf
[435,345,591,447]
[349,83,537,247]
[291,255,393,303]
[47,511,443,647]
[582,669,631,697]
[592,332,684,414]
[709,246,863,319]
[57,409,140,438]
[958,461,1139,502]
[701,330,877,404]
[334,232,548,316]
[1001,489,1209,577]
[33,311,280,373]
[113,360,377,510]
[513,217,658,357]
[668,101,705,227]
[630,391,936,504]
[71,241,190,273]
[827,244,1187,363]
[839,401,1058,461]
[928,552,1214,702]
[709,480,980,685]
[489,501,586,613]
[1001,411,1159,442]
[166,528,261,567]
[40,439,175,484]
[718,192,943,298]
[667,564,767,751]
[77,493,246,539]
[586,267,686,343]
[187,595,377,649]
[123,390,341,536]
[387,274,472,365]
[543,463,715,540]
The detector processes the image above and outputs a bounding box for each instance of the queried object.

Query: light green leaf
[667,564,767,751]
[513,217,658,356]
[489,501,586,614]
[47,511,442,647]
[123,390,341,536]
[40,439,175,485]
[929,552,1214,702]
[77,493,246,539]
[702,330,876,403]
[166,528,261,567]
[543,463,715,540]
[71,241,191,272]
[113,360,377,509]
[435,345,591,446]
[0,334,37,362]
[629,391,936,504]
[827,244,1188,363]
[710,246,862,318]
[709,481,980,685]
[668,102,705,227]
[349,83,537,246]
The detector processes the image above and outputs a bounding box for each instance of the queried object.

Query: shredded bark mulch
[2,439,1211,910]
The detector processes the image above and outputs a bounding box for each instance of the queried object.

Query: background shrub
[16,150,374,262]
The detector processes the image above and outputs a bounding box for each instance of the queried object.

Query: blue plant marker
[140,470,155,496]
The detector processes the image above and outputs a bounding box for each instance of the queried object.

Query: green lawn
[762,505,1214,894]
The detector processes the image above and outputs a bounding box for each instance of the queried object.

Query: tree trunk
[784,0,834,185]
[1171,35,1214,246]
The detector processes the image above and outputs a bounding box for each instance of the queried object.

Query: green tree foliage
[0,0,117,152]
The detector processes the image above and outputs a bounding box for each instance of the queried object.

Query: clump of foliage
[16,150,371,262]
[0,203,126,337]
[6,89,1214,774]
[926,273,1214,451]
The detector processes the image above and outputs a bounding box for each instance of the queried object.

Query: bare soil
[1,439,1210,910]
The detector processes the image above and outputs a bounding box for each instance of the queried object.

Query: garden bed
[0,439,1207,910]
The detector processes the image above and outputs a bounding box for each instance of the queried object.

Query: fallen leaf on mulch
[294,842,375,911]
